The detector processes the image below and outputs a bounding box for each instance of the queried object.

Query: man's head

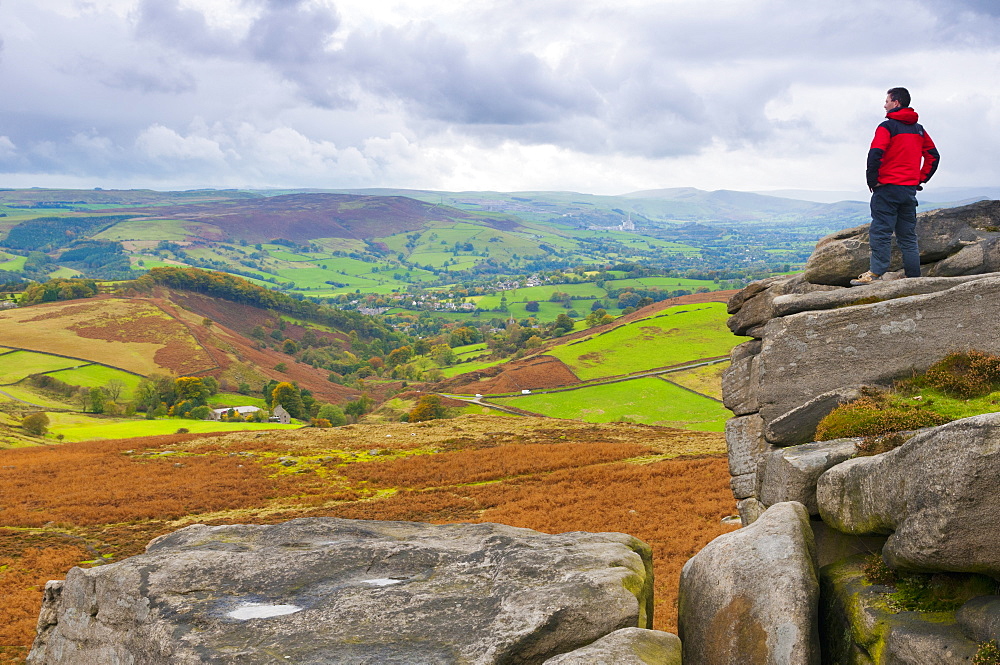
[885,87,911,111]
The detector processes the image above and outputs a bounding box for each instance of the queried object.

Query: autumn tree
[22,412,50,436]
[175,377,211,406]
[386,346,414,367]
[408,395,447,422]
[271,382,305,419]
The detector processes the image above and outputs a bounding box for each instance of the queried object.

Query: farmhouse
[270,405,291,424]
[209,405,261,421]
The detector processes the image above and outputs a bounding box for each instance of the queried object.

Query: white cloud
[136,124,227,162]
[1,0,999,192]
[0,136,16,157]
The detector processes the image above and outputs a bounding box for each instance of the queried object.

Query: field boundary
[0,347,148,381]
[466,356,729,400]
[655,375,723,403]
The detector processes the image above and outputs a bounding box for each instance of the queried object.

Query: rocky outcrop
[678,502,820,664]
[724,211,1000,517]
[756,275,1000,426]
[541,628,682,665]
[757,438,858,515]
[803,200,1000,286]
[28,518,655,665]
[816,413,1000,577]
[713,200,1000,664]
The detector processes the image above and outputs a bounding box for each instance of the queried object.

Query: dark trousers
[870,184,920,277]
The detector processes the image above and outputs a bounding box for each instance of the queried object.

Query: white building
[209,405,262,421]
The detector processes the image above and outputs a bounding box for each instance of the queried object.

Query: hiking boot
[850,271,881,286]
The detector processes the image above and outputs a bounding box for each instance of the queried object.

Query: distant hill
[106,193,526,243]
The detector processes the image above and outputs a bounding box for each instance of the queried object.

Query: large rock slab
[770,274,990,319]
[764,388,863,446]
[755,275,1000,426]
[956,596,1000,643]
[817,413,1000,578]
[541,628,681,665]
[727,275,839,336]
[820,555,982,664]
[725,413,770,477]
[757,438,859,514]
[803,200,1000,286]
[28,518,654,665]
[678,501,820,664]
[722,341,761,415]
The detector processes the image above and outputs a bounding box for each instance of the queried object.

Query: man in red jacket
[851,87,940,286]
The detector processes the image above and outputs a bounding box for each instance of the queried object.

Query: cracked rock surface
[28,518,653,665]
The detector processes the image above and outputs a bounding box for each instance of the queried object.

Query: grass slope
[44,413,302,442]
[488,377,729,431]
[0,351,81,384]
[547,302,743,380]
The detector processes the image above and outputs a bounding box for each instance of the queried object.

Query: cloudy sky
[1,0,998,195]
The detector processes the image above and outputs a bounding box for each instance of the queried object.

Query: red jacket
[866,108,940,189]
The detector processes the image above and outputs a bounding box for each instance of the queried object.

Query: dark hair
[887,87,911,108]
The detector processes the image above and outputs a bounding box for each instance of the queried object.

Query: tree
[408,395,447,422]
[271,381,305,419]
[431,344,455,366]
[22,412,50,436]
[317,403,347,426]
[89,387,105,414]
[175,377,210,405]
[189,405,212,420]
[586,308,608,326]
[344,396,374,419]
[525,301,540,312]
[553,313,574,334]
[386,345,414,367]
[105,378,125,402]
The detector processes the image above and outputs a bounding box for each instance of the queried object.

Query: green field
[45,412,303,442]
[487,376,728,431]
[0,350,82,384]
[45,365,143,399]
[0,255,27,271]
[453,342,489,361]
[439,356,508,378]
[547,303,743,380]
[0,384,77,409]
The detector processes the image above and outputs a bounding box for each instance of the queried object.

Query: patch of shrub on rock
[815,391,948,441]
[910,350,1000,398]
[974,640,1000,665]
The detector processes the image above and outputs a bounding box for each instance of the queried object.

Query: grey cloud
[341,23,598,126]
[244,0,341,65]
[100,65,196,95]
[134,0,239,55]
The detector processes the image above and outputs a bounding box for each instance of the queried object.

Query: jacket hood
[887,107,919,124]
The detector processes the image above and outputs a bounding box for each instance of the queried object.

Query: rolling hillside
[436,291,745,431]
[0,290,360,408]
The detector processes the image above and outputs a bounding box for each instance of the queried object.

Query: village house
[270,405,291,424]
